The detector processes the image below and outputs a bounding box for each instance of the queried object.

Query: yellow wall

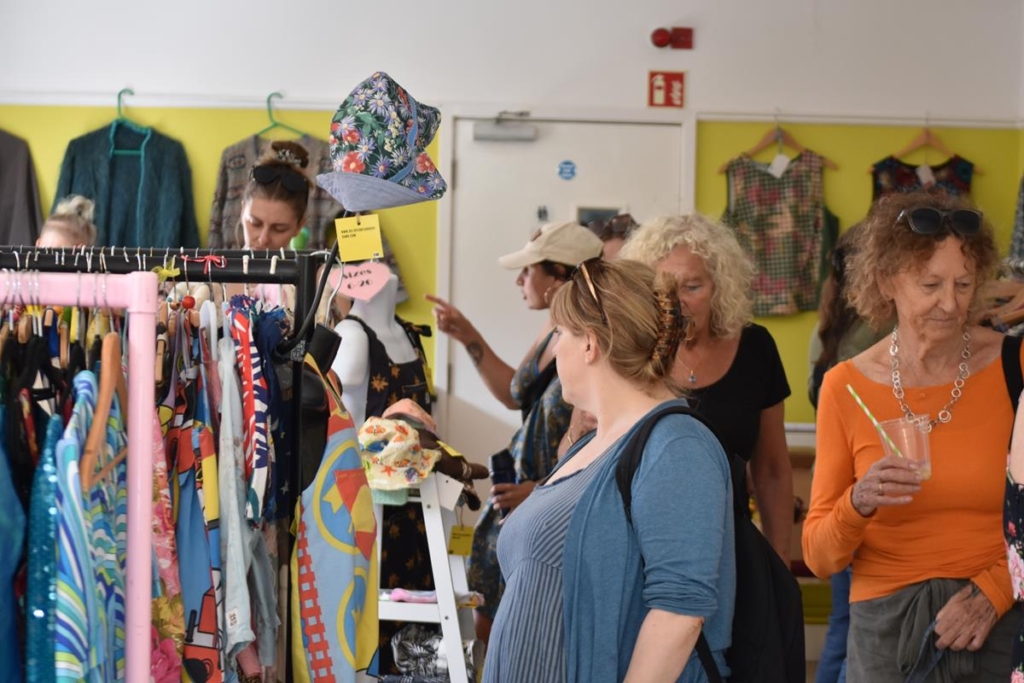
[696,121,1023,423]
[0,104,439,355]
[3,105,1022,424]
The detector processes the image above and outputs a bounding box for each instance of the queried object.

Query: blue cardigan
[562,400,736,683]
[54,122,199,249]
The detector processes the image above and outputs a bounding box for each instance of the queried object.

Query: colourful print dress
[722,152,838,317]
[168,326,224,683]
[85,391,128,682]
[0,407,25,683]
[293,357,378,682]
[54,373,102,683]
[872,155,973,200]
[25,414,64,683]
[228,295,272,524]
[149,412,184,681]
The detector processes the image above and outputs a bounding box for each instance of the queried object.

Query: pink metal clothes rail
[1,270,158,683]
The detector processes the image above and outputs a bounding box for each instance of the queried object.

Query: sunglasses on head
[251,164,309,194]
[570,258,608,325]
[897,206,982,237]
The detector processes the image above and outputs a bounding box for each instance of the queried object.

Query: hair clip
[275,146,308,168]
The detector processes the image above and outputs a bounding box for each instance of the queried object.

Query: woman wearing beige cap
[427,220,603,642]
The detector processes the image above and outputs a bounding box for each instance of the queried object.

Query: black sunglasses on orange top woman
[898,206,982,237]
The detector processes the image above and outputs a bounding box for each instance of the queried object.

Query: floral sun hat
[357,417,441,491]
[317,71,446,212]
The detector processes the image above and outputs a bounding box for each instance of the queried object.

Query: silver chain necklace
[890,325,970,432]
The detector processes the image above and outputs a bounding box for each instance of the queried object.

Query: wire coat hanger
[255,92,309,138]
[110,88,151,157]
[116,89,146,129]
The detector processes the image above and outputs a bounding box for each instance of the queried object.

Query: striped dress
[483,459,604,683]
[54,373,103,683]
[86,394,127,682]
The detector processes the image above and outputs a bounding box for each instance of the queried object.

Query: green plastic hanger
[110,88,150,157]
[255,92,308,138]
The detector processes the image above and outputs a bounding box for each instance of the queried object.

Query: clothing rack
[0,270,158,683]
[0,246,334,682]
[0,246,328,284]
[0,245,333,479]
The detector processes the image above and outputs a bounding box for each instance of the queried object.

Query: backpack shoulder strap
[1002,334,1023,415]
[695,634,724,683]
[615,404,721,524]
[614,403,725,682]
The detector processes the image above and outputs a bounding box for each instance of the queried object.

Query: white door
[438,116,691,482]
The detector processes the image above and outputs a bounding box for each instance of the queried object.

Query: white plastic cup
[878,415,932,480]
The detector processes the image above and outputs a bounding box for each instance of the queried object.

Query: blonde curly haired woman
[621,214,794,564]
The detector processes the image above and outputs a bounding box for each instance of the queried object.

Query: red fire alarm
[651,27,694,50]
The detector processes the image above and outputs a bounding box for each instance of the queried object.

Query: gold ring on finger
[878,481,883,496]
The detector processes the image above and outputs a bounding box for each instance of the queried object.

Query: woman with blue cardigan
[482,257,736,683]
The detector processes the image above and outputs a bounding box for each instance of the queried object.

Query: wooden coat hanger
[17,308,33,344]
[80,331,129,492]
[59,311,70,369]
[155,300,169,388]
[869,127,984,175]
[717,124,838,173]
[0,320,7,363]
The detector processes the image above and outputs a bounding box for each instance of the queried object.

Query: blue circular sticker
[558,160,577,180]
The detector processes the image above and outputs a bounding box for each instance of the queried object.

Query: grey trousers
[847,580,1018,683]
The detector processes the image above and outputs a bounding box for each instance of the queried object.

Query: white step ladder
[377,474,475,683]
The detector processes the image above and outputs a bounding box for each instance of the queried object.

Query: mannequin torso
[331,273,417,428]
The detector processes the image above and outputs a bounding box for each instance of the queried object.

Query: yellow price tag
[335,214,384,263]
[448,525,474,556]
[437,440,463,458]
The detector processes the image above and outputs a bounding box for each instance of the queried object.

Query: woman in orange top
[803,190,1019,682]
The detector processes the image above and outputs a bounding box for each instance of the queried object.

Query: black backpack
[616,404,805,683]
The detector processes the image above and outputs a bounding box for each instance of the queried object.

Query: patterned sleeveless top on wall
[871,155,973,200]
[723,152,837,317]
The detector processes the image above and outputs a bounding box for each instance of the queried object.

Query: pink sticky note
[331,261,390,301]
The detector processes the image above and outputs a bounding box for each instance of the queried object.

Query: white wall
[2,0,1021,121]
[1019,3,1024,123]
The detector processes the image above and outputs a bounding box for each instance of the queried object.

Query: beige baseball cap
[498,221,604,270]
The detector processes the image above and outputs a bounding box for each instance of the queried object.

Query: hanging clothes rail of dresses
[0,246,334,683]
[0,269,158,683]
[0,246,334,496]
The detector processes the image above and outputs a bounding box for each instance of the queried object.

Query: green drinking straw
[845,384,904,459]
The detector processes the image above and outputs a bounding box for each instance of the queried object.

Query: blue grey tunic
[482,454,605,683]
